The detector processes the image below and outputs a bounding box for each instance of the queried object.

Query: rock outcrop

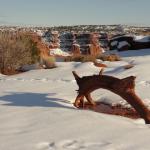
[75,33,104,56]
[88,33,103,56]
[109,35,150,51]
[43,31,104,56]
[71,43,81,55]
[49,31,60,49]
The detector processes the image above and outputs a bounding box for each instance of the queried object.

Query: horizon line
[0,23,150,28]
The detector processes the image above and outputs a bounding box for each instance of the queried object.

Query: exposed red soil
[77,102,140,119]
[94,62,107,68]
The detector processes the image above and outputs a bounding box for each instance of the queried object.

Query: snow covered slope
[1,49,150,150]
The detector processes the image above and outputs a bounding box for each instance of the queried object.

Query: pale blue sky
[0,0,150,26]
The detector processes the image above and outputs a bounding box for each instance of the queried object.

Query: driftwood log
[72,70,150,124]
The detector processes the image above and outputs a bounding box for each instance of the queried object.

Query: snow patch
[134,35,150,43]
[50,48,70,56]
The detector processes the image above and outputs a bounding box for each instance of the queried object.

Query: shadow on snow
[0,92,74,109]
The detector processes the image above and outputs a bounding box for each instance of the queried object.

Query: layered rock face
[74,33,103,55]
[49,31,60,49]
[43,31,60,49]
[43,31,104,56]
[60,32,75,52]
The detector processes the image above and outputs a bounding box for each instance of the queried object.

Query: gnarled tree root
[72,70,150,124]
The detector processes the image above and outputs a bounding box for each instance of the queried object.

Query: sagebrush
[0,31,40,74]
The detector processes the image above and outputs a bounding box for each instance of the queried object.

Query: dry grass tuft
[98,54,121,61]
[64,55,96,62]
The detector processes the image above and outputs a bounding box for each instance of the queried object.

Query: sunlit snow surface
[1,49,150,150]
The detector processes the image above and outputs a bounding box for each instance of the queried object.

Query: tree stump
[72,70,150,124]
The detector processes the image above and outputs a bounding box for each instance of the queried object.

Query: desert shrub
[97,54,121,61]
[64,55,83,62]
[0,31,40,74]
[82,55,96,62]
[64,55,96,62]
[42,56,56,69]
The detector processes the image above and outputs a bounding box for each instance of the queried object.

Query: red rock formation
[88,33,103,56]
[73,33,104,56]
[43,31,104,56]
[71,44,81,55]
[70,33,81,55]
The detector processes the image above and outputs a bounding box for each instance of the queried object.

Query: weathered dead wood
[72,70,150,124]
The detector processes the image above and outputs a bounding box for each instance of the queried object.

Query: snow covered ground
[1,49,150,150]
